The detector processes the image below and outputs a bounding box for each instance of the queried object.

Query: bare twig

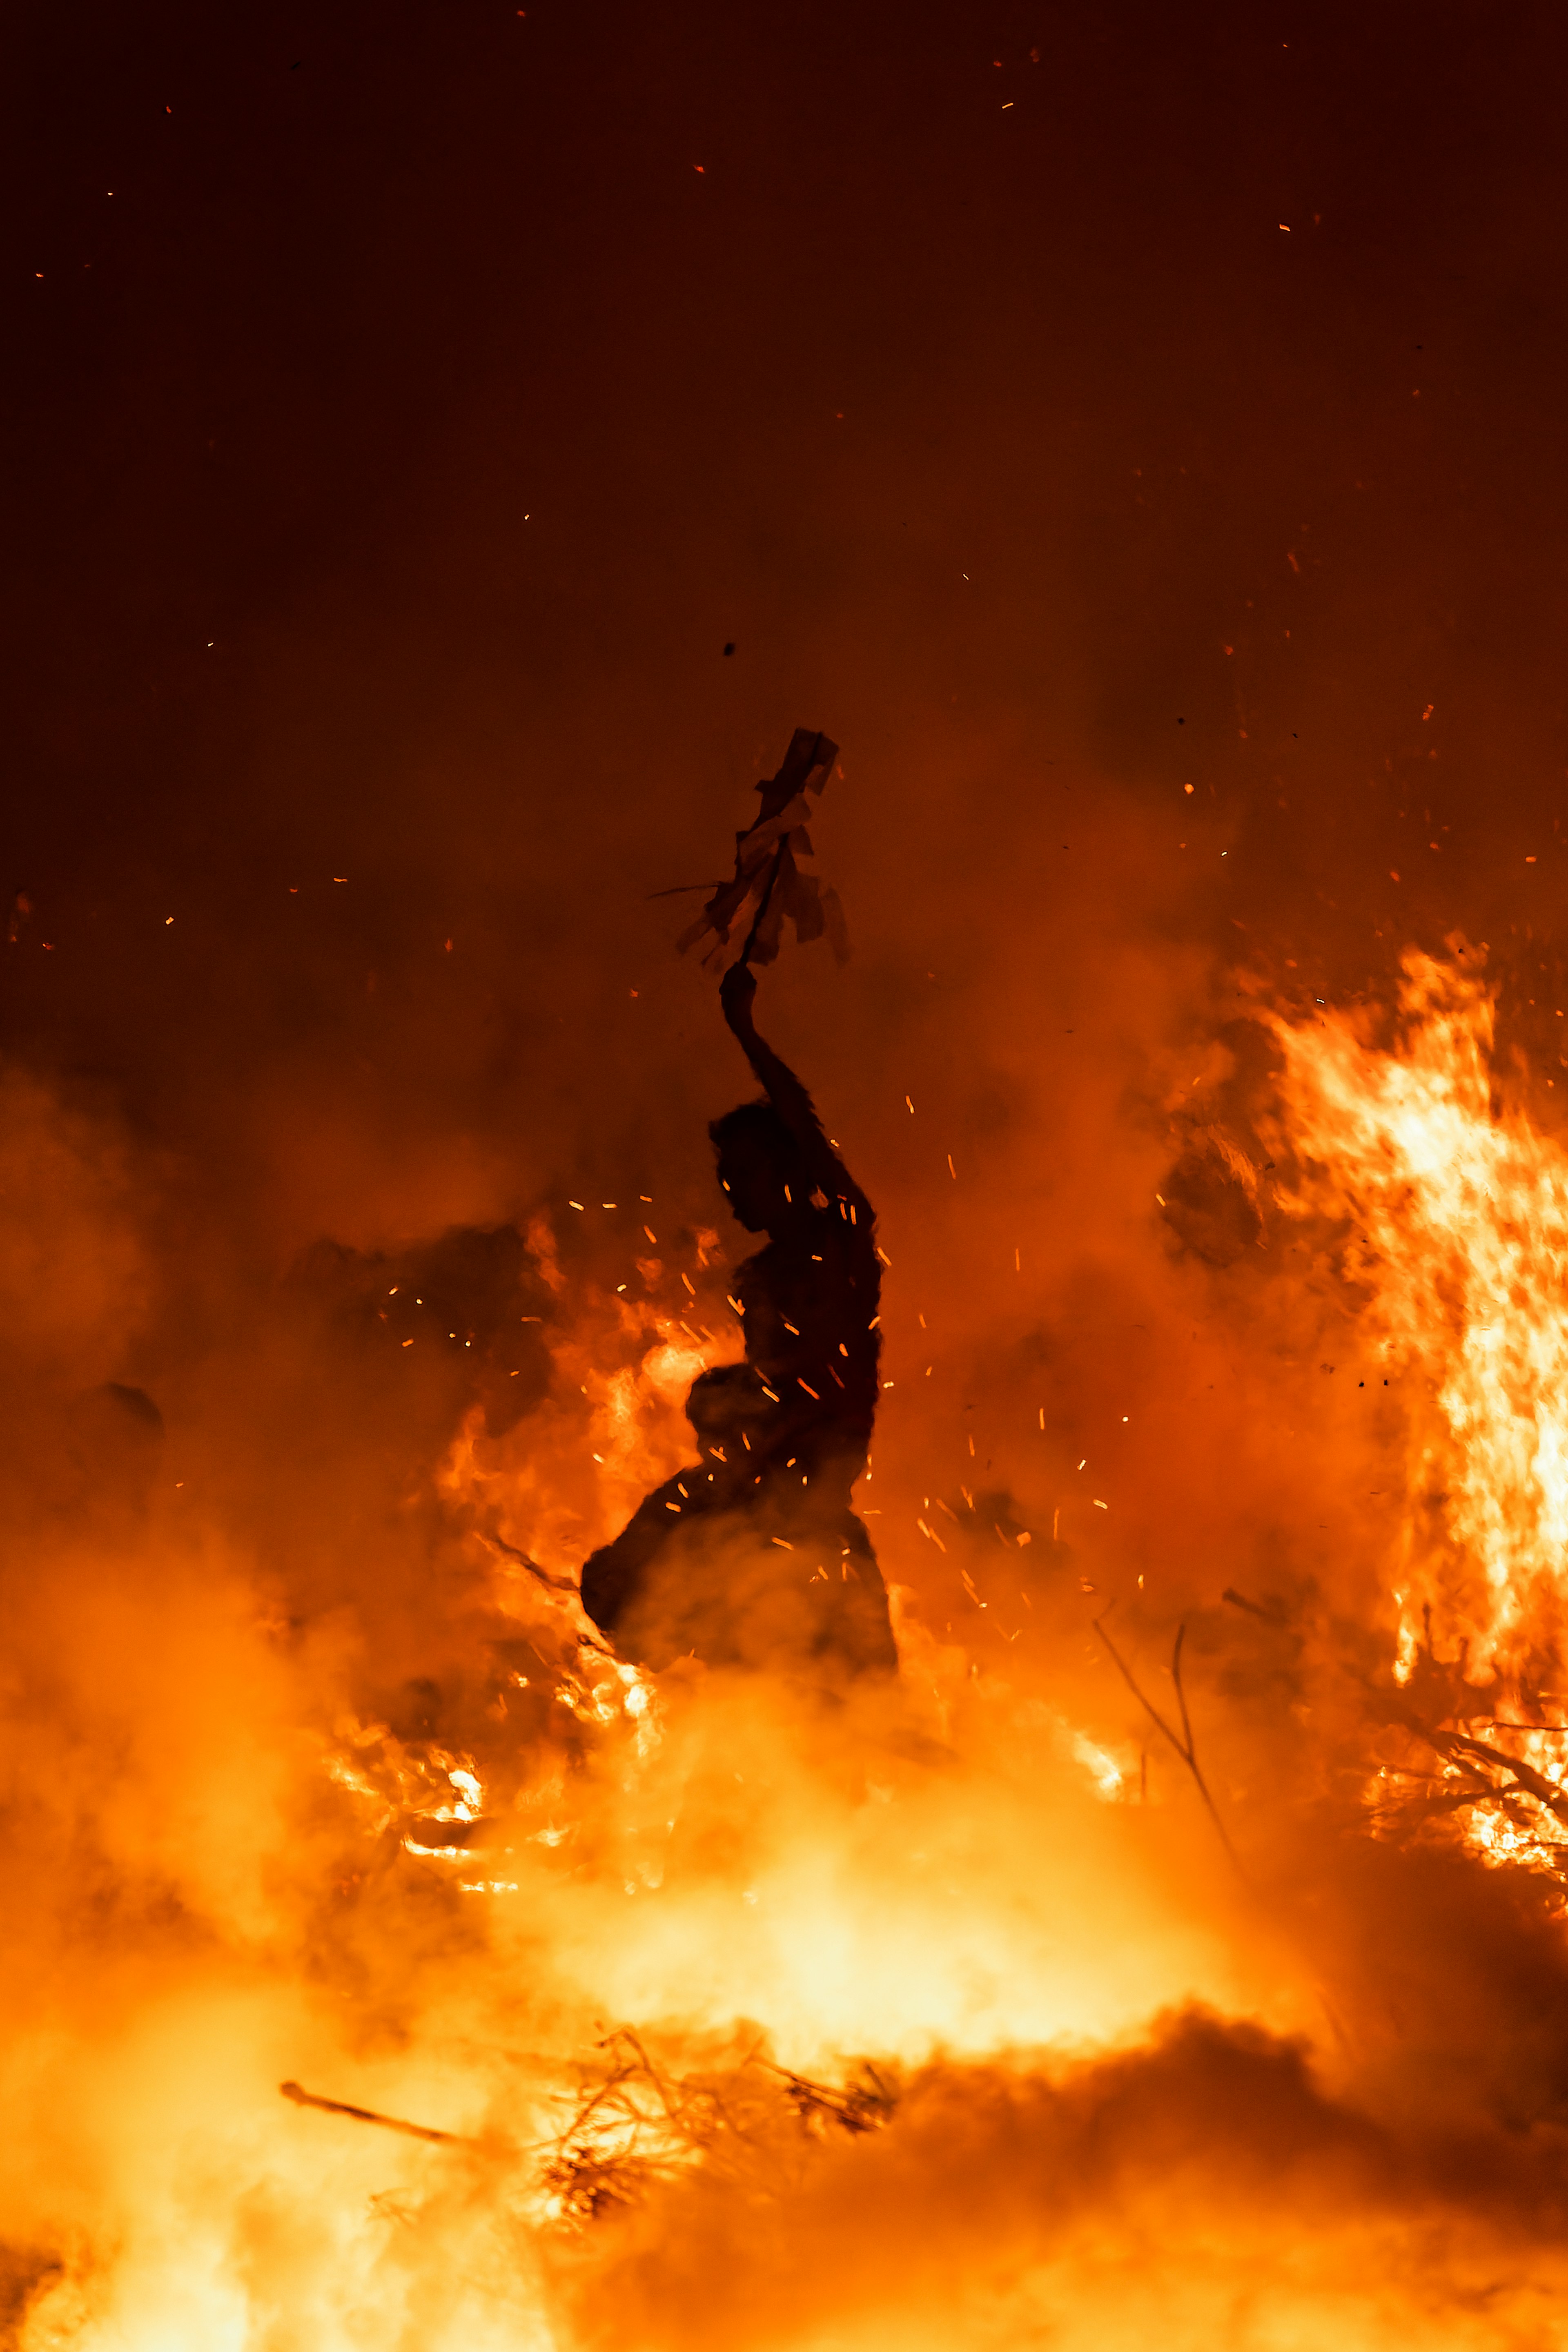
[1172,1621,1198,1763]
[1093,1609,1245,1879]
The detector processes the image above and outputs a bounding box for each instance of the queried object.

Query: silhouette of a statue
[579,959,897,1677]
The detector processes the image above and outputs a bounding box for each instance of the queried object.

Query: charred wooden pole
[278,2078,473,2146]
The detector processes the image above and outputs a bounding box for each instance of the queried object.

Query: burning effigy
[579,731,895,1677]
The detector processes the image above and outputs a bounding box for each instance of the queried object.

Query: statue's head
[709,1100,805,1236]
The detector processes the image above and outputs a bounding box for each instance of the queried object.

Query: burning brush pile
[1268,942,1568,1879]
[12,931,1568,2348]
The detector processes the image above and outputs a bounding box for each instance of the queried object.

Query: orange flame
[1272,945,1568,1677]
[440,1208,742,1576]
[1270,944,1568,1866]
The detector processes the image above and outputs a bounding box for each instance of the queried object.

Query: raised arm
[719,962,865,1209]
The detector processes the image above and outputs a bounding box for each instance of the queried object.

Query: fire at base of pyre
[1263,941,1568,1883]
[13,941,1568,2346]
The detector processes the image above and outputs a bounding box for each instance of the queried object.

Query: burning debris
[581,733,895,1679]
[277,2027,899,2219]
[535,2031,898,2224]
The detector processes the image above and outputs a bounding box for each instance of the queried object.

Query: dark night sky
[6,0,1568,1257]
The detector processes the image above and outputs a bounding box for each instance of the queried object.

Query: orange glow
[17,947,1568,2343]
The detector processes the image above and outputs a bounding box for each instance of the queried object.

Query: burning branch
[671,727,849,969]
[539,2028,899,2223]
[1361,1610,1568,1871]
[1092,1612,1244,1877]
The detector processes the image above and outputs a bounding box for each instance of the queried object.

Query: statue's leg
[816,1509,900,1675]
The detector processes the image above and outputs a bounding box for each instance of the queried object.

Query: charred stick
[279,2079,472,2146]
[1172,1620,1198,1763]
